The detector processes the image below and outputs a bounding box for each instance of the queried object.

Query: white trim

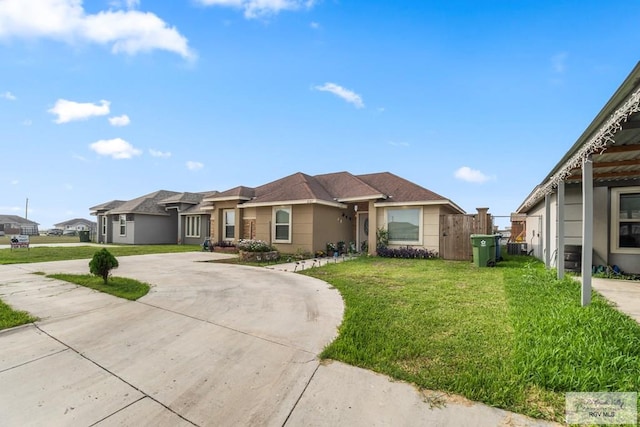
[241,199,346,209]
[337,194,386,202]
[118,214,126,236]
[101,216,107,236]
[185,215,201,238]
[610,186,640,254]
[272,206,292,244]
[375,199,465,214]
[384,206,423,245]
[222,209,235,241]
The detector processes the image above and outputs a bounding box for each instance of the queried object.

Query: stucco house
[201,171,465,255]
[53,218,96,232]
[0,215,39,236]
[515,62,640,303]
[90,190,216,245]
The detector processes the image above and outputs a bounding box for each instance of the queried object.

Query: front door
[357,213,369,252]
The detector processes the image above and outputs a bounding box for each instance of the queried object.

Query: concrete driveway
[0,252,558,427]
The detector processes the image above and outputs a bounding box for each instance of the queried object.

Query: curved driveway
[0,252,343,426]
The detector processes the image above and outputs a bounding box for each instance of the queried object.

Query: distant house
[0,215,39,236]
[515,62,640,284]
[90,190,217,245]
[201,171,465,255]
[54,218,96,233]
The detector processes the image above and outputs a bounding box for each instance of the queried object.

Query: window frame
[101,216,107,236]
[222,209,235,241]
[611,186,640,254]
[385,207,423,245]
[186,215,201,238]
[119,214,127,236]
[273,206,292,244]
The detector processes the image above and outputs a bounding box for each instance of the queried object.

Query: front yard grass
[0,244,200,265]
[0,299,37,330]
[302,255,640,422]
[46,274,150,301]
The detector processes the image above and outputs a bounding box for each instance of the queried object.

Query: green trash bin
[78,230,90,242]
[470,234,496,267]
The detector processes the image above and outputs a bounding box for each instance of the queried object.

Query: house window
[387,208,422,243]
[223,210,235,241]
[101,216,107,236]
[119,214,126,236]
[186,215,201,238]
[273,206,291,243]
[612,187,640,252]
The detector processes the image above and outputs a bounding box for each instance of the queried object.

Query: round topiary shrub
[89,248,119,284]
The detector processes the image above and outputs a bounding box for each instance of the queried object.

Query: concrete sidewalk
[0,252,560,426]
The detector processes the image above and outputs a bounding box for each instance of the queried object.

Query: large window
[186,215,201,238]
[387,208,421,243]
[101,216,107,236]
[223,210,235,241]
[612,187,640,252]
[273,206,291,243]
[119,214,126,236]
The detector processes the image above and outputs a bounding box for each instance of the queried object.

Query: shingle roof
[204,186,255,201]
[0,215,39,225]
[159,191,209,205]
[54,218,96,227]
[356,172,447,203]
[250,173,336,204]
[314,171,385,201]
[107,190,181,216]
[89,200,126,212]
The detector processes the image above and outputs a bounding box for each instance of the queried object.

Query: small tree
[89,248,119,284]
[376,227,389,249]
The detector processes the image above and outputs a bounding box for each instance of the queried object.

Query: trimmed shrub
[89,248,119,284]
[377,246,438,259]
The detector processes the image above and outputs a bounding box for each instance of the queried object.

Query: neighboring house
[0,215,39,236]
[515,62,640,294]
[90,190,217,245]
[54,218,97,232]
[201,171,465,255]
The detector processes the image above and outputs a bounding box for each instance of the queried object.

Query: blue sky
[1,0,640,229]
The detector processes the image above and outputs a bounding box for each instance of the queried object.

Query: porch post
[544,193,551,269]
[581,154,593,306]
[557,181,565,279]
[368,201,378,256]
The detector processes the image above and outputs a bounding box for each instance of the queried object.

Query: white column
[557,181,565,279]
[581,155,593,306]
[545,193,551,268]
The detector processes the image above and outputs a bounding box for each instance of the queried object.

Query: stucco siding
[312,204,353,253]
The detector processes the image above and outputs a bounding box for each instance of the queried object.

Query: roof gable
[313,171,385,201]
[356,172,447,203]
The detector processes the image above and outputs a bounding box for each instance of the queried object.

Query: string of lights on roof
[522,87,640,210]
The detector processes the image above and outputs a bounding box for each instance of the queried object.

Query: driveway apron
[0,253,343,426]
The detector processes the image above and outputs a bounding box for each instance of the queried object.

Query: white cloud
[10,180,19,185]
[108,114,130,126]
[49,99,110,123]
[454,166,493,184]
[310,21,320,29]
[195,0,316,19]
[90,138,142,159]
[1,91,17,100]
[551,52,567,74]
[0,0,195,60]
[314,82,364,108]
[186,161,204,171]
[149,149,171,158]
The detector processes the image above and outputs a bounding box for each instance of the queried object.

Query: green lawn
[0,244,201,264]
[47,274,150,301]
[302,256,640,422]
[0,299,37,330]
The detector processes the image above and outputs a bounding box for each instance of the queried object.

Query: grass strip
[0,299,37,330]
[303,255,640,422]
[47,274,150,301]
[0,244,200,265]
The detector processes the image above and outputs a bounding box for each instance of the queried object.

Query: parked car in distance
[62,229,78,236]
[47,229,63,236]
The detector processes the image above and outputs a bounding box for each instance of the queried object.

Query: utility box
[470,234,497,267]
